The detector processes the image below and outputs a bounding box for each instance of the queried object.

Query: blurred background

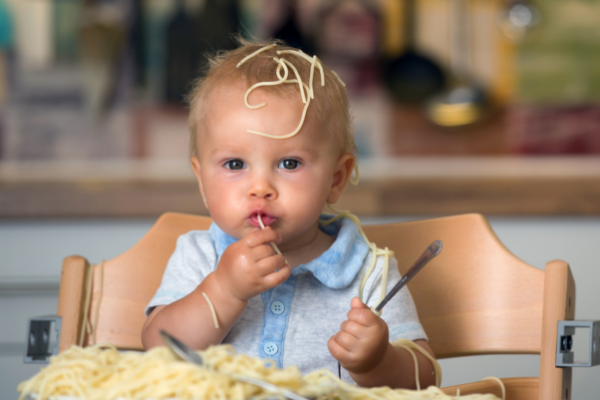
[1,0,600,399]
[1,0,600,217]
[0,0,599,164]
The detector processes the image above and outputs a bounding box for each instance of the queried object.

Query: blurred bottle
[193,0,240,71]
[0,0,13,159]
[53,0,81,64]
[0,0,13,105]
[193,0,240,57]
[142,1,176,101]
[14,0,54,69]
[79,0,125,117]
[271,0,314,54]
[131,0,146,88]
[164,0,240,104]
[164,0,197,104]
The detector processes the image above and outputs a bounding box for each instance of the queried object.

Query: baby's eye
[278,159,300,170]
[225,159,245,170]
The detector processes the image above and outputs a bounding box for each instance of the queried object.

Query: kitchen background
[1,0,600,398]
[1,0,599,163]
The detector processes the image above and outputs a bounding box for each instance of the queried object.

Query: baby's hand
[328,297,389,373]
[214,227,290,301]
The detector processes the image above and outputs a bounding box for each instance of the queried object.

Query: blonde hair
[187,38,356,159]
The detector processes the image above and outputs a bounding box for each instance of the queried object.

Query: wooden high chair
[56,212,574,400]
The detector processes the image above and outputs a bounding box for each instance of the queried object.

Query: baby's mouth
[248,213,276,229]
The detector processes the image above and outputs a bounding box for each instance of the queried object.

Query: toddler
[142,39,436,389]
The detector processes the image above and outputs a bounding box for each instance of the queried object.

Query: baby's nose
[249,177,277,200]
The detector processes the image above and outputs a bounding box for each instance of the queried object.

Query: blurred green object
[517,0,600,104]
[54,0,81,63]
[79,1,126,117]
[0,0,13,49]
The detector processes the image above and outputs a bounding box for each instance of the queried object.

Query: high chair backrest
[57,213,212,351]
[57,212,574,400]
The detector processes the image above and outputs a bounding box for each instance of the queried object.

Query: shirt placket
[259,275,297,368]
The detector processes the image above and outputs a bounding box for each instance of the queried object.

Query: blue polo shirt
[147,217,427,381]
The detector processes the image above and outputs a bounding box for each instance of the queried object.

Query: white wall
[1,217,599,399]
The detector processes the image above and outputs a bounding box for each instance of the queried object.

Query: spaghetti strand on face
[257,214,284,257]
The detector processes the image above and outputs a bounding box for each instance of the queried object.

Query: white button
[271,301,285,315]
[264,342,278,355]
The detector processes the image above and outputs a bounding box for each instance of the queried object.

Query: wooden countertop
[2,157,600,218]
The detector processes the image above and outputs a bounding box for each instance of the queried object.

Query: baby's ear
[190,157,209,210]
[327,153,355,204]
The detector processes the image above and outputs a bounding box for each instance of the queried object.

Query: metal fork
[160,330,310,400]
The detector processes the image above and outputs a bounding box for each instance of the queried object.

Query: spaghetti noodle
[202,292,219,329]
[79,261,104,347]
[18,344,501,400]
[480,377,506,400]
[391,339,443,389]
[257,214,284,257]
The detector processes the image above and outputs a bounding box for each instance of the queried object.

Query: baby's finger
[262,264,291,288]
[333,330,360,352]
[256,254,287,275]
[347,307,378,326]
[328,336,351,362]
[252,243,280,261]
[350,297,369,309]
[340,320,365,338]
[245,227,281,248]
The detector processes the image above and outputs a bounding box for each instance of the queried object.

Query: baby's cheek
[287,190,322,216]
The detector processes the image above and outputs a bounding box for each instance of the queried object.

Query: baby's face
[191,83,351,249]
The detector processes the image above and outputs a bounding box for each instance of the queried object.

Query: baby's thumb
[350,297,368,309]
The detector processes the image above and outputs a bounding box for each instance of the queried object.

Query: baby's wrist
[204,272,248,306]
[348,342,394,378]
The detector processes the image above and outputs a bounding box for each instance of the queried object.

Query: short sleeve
[362,255,428,342]
[145,230,218,317]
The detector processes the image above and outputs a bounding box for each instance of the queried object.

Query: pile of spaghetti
[19,344,500,400]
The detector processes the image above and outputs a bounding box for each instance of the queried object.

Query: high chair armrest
[57,255,91,353]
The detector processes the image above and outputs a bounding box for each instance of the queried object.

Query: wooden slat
[538,260,575,400]
[57,256,89,352]
[86,213,212,349]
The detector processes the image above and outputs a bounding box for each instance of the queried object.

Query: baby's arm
[328,297,436,389]
[142,227,290,350]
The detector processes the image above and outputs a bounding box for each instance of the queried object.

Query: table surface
[2,157,600,218]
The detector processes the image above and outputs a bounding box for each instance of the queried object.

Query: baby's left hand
[328,297,389,373]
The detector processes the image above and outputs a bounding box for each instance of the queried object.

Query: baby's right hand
[214,227,290,301]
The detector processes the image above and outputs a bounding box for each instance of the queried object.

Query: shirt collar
[209,216,369,289]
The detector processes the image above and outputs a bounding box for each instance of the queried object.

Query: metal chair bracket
[23,316,62,364]
[556,320,600,367]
